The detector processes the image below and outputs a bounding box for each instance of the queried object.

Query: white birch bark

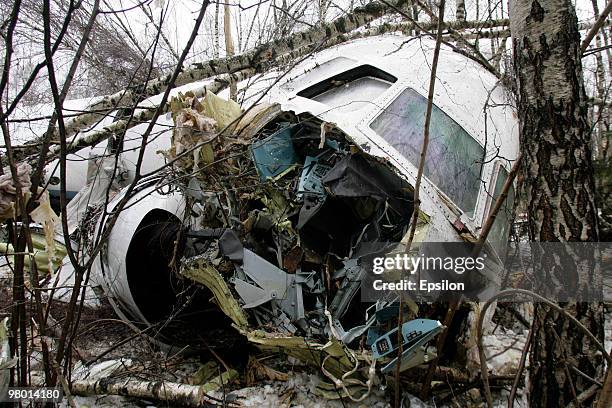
[71,377,233,407]
[510,0,602,405]
[48,69,254,157]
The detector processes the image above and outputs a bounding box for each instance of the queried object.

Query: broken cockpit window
[370,88,484,216]
[297,65,397,113]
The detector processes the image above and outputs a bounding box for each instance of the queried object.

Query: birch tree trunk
[223,1,237,100]
[214,1,220,58]
[510,0,604,406]
[456,0,465,22]
[591,0,611,161]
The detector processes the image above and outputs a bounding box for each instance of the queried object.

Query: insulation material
[173,108,217,169]
[203,89,242,130]
[181,257,249,328]
[30,189,60,273]
[0,233,66,275]
[0,317,14,399]
[168,91,241,173]
[0,162,32,220]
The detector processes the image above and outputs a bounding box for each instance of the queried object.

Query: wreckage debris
[165,94,411,329]
[2,35,531,405]
[76,89,446,398]
[370,318,443,374]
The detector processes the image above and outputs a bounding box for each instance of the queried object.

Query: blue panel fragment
[250,124,299,181]
[371,318,442,360]
[366,305,399,346]
[297,156,332,197]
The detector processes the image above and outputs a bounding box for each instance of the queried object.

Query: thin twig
[508,316,534,408]
[478,289,611,408]
[395,1,446,406]
[581,0,612,52]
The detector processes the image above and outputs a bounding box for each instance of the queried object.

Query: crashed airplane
[41,34,519,399]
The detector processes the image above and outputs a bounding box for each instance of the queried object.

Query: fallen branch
[51,0,407,142]
[44,69,254,160]
[508,318,534,408]
[567,384,600,408]
[397,0,446,405]
[70,377,239,407]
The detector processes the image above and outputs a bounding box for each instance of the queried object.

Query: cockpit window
[298,65,397,113]
[369,88,484,215]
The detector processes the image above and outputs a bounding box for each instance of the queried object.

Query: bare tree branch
[581,0,612,53]
[49,0,408,144]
